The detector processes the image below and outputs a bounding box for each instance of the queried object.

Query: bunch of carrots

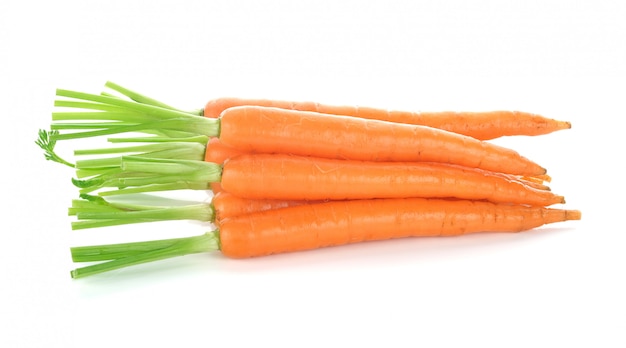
[37,81,581,279]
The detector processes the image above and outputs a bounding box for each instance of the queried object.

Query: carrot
[44,85,547,176]
[68,197,581,278]
[219,154,562,205]
[72,153,563,206]
[205,135,551,191]
[204,97,571,140]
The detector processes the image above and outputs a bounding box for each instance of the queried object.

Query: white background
[1,1,625,347]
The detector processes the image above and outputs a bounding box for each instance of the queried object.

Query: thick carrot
[218,106,546,176]
[204,97,571,140]
[219,197,581,258]
[75,153,563,206]
[47,88,546,176]
[69,197,581,278]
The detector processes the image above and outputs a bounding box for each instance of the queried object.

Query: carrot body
[205,98,571,140]
[219,197,581,258]
[218,106,545,176]
[219,153,563,206]
[205,136,550,191]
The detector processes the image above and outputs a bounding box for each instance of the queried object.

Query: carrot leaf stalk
[103,81,203,116]
[70,232,219,279]
[72,157,221,196]
[69,194,215,230]
[74,141,207,162]
[51,87,218,141]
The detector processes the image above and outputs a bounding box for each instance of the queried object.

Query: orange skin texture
[212,192,312,226]
[204,97,571,141]
[219,153,563,206]
[218,197,581,258]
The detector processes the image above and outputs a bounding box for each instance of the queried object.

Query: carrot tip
[566,210,582,221]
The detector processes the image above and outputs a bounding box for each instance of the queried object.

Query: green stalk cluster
[36,81,223,278]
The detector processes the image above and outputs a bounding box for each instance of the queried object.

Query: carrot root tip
[566,210,582,221]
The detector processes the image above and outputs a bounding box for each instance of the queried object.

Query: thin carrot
[218,154,562,205]
[44,85,547,176]
[73,153,563,206]
[204,97,571,140]
[205,136,551,191]
[69,197,581,278]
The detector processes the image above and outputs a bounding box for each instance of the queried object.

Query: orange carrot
[204,97,571,140]
[205,136,551,192]
[217,106,546,176]
[69,197,581,277]
[218,154,561,205]
[219,197,581,258]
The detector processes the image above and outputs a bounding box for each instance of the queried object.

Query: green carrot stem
[104,81,203,116]
[51,86,219,141]
[70,196,214,230]
[40,83,215,172]
[106,135,209,144]
[56,89,194,119]
[51,122,139,130]
[72,157,220,195]
[50,117,217,141]
[52,111,151,123]
[53,100,135,113]
[74,143,206,164]
[105,81,177,110]
[97,182,212,196]
[70,232,220,278]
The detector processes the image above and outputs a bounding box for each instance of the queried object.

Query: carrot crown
[37,81,219,167]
